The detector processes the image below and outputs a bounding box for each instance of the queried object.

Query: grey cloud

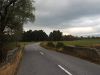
[24,0,100,36]
[33,0,100,28]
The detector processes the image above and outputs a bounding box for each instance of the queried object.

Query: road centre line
[58,65,72,75]
[40,52,44,55]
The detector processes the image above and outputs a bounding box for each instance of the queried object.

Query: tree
[0,0,35,63]
[22,30,48,41]
[22,30,33,41]
[49,30,63,41]
[63,35,76,41]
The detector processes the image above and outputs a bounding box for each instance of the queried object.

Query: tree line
[22,30,48,41]
[21,30,100,42]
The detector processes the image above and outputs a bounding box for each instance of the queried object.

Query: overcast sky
[24,0,100,36]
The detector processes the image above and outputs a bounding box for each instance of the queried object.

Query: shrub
[56,42,65,48]
[46,42,55,47]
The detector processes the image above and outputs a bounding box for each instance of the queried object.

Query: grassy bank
[41,41,100,65]
[0,43,24,75]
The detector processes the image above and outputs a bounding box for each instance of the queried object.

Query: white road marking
[58,65,72,75]
[40,52,44,55]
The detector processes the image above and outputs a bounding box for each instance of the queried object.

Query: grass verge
[0,44,24,75]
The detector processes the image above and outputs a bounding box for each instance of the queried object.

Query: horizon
[23,29,100,37]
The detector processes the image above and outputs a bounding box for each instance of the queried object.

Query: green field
[62,39,100,47]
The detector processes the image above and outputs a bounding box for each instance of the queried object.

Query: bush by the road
[46,42,55,47]
[56,42,65,48]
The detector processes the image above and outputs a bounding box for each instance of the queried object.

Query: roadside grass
[0,45,23,75]
[62,39,100,47]
[0,41,28,75]
[41,41,100,65]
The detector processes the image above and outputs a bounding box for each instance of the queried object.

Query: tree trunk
[0,29,7,63]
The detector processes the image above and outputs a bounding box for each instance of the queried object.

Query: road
[17,43,100,75]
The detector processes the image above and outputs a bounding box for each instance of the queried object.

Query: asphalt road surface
[17,43,100,75]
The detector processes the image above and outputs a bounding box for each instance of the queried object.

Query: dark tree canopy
[22,30,48,41]
[49,30,63,41]
[0,0,35,63]
[63,35,76,41]
[0,0,35,42]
